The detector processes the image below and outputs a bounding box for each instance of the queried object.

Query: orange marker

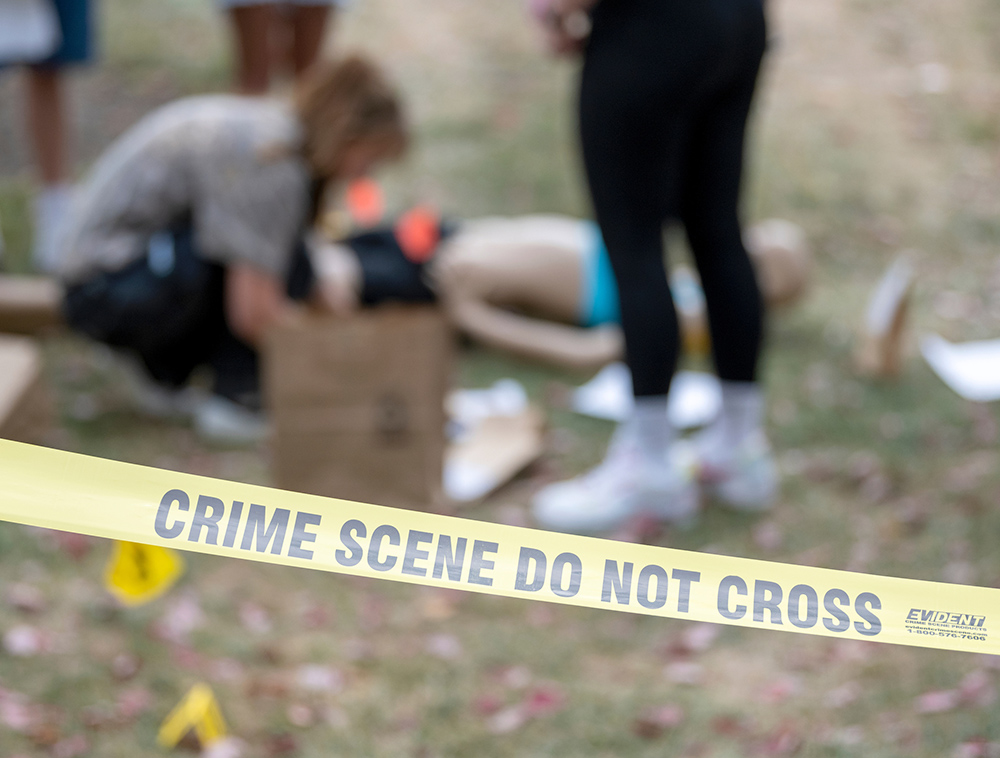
[346,178,385,227]
[395,206,441,263]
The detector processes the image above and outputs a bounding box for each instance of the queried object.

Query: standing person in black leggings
[531,0,777,533]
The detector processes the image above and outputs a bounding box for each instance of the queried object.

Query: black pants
[63,225,314,408]
[579,0,767,396]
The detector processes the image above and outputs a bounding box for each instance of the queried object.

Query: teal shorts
[579,222,621,327]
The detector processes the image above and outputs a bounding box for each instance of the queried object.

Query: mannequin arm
[446,295,622,371]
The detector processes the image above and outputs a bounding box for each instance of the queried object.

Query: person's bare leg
[230,4,275,94]
[26,66,74,272]
[290,4,332,79]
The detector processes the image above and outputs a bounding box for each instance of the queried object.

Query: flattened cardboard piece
[0,335,53,444]
[855,253,914,379]
[444,405,545,504]
[0,275,63,335]
[264,306,453,511]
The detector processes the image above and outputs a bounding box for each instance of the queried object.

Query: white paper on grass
[444,380,532,502]
[920,334,1000,403]
[571,362,722,429]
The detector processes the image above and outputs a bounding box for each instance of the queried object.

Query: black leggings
[579,0,767,396]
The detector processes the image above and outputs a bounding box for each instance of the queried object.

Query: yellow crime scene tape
[1,438,997,656]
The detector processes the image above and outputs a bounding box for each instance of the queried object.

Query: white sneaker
[532,437,699,534]
[194,395,270,445]
[695,428,778,511]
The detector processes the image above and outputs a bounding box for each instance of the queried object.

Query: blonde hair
[295,54,408,180]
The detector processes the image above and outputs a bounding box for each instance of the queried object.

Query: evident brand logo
[907,609,987,629]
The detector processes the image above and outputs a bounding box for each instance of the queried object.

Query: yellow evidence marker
[104,540,184,606]
[158,682,228,749]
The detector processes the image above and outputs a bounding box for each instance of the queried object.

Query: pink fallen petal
[680,623,721,654]
[209,658,245,685]
[826,682,862,709]
[753,521,784,551]
[951,738,997,758]
[239,602,272,634]
[425,633,463,661]
[116,687,153,721]
[758,724,803,756]
[154,594,205,644]
[916,689,961,714]
[3,625,47,657]
[760,676,801,705]
[171,645,206,670]
[299,604,330,629]
[523,685,565,717]
[0,698,41,733]
[202,737,248,758]
[473,694,503,717]
[48,531,94,561]
[498,665,532,690]
[486,706,528,734]
[664,661,704,686]
[295,665,342,694]
[52,735,88,758]
[286,703,315,728]
[959,671,997,708]
[828,726,865,746]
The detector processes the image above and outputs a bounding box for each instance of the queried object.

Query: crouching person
[58,55,407,443]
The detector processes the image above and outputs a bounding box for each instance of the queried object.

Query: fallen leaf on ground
[265,733,298,756]
[110,652,142,681]
[632,704,685,739]
[4,583,46,614]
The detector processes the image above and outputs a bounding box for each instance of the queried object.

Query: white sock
[716,381,765,447]
[610,395,673,464]
[32,183,75,274]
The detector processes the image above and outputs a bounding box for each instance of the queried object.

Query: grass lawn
[1,0,1000,756]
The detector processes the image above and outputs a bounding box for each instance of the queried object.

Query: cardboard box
[0,275,63,335]
[264,306,453,510]
[0,335,53,444]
